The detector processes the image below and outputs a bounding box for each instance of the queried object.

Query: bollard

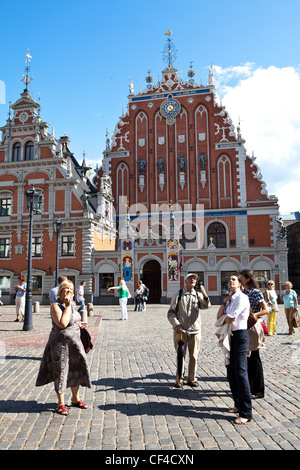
[81,309,88,323]
[33,301,40,313]
[87,303,94,317]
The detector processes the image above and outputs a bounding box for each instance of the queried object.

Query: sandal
[234,417,251,425]
[71,399,87,409]
[228,407,239,413]
[57,404,68,415]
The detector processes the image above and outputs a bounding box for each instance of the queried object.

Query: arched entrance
[142,259,161,303]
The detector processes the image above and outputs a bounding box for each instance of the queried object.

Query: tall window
[32,236,42,257]
[13,142,21,161]
[207,222,226,248]
[61,235,75,256]
[25,141,34,160]
[0,238,10,258]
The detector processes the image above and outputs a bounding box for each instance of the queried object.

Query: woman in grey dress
[36,280,91,415]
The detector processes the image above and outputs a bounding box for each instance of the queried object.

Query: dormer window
[13,142,21,161]
[25,141,34,160]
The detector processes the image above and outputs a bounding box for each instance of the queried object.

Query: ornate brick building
[92,36,288,303]
[0,57,116,304]
[0,42,289,305]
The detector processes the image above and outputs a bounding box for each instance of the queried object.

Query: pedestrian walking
[281,281,298,335]
[140,280,149,311]
[239,269,268,399]
[264,280,279,335]
[49,275,68,305]
[76,281,86,312]
[167,273,210,388]
[134,281,143,312]
[217,274,252,424]
[14,276,26,322]
[107,279,129,320]
[36,280,91,415]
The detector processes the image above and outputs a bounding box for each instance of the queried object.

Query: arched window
[207,222,226,248]
[25,141,34,161]
[13,143,21,161]
[217,155,232,208]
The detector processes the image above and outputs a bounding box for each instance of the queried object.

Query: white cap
[185,273,198,280]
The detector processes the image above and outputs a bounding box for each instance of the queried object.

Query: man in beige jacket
[167,273,210,388]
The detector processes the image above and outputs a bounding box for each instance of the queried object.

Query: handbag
[292,308,300,328]
[80,328,93,353]
[247,311,257,329]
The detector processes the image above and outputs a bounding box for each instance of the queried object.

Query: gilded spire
[162,31,177,69]
[22,49,33,91]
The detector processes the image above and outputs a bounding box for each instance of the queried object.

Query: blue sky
[1,0,300,213]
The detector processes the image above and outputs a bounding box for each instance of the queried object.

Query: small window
[0,238,10,258]
[61,235,75,257]
[208,222,226,248]
[0,197,12,216]
[25,141,34,161]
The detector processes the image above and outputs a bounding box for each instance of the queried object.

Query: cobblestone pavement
[0,303,299,453]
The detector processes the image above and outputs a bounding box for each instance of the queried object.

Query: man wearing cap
[167,273,210,388]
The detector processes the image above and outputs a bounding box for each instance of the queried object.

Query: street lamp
[53,218,63,287]
[23,184,40,331]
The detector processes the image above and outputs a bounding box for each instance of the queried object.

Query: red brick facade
[92,63,288,303]
[0,55,289,305]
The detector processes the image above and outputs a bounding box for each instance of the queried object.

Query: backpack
[177,289,203,309]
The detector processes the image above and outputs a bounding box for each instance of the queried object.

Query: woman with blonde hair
[264,280,278,335]
[107,279,129,320]
[36,280,91,415]
[281,281,298,335]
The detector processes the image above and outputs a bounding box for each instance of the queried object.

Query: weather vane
[162,30,177,68]
[22,49,33,91]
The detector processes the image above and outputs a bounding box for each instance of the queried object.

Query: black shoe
[174,382,183,388]
[187,381,199,388]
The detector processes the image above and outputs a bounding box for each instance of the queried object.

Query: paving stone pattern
[0,303,299,451]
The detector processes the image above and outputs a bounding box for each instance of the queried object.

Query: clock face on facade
[160,95,181,125]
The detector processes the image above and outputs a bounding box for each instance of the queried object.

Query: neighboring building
[284,212,300,292]
[0,67,116,304]
[92,36,288,304]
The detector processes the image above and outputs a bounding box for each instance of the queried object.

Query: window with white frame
[32,236,42,257]
[0,238,10,258]
[61,234,75,257]
[0,196,12,216]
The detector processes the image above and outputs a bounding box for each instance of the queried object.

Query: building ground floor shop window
[99,273,114,297]
[0,276,10,295]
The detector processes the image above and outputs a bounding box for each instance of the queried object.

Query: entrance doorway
[142,259,161,303]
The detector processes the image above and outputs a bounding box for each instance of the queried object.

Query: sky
[0,0,299,214]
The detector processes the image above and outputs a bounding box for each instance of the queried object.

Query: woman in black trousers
[217,274,252,424]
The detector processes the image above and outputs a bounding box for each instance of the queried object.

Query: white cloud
[214,64,300,213]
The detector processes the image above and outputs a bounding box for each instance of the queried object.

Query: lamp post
[23,184,40,331]
[53,218,63,287]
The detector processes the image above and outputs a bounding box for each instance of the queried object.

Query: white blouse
[225,289,250,331]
